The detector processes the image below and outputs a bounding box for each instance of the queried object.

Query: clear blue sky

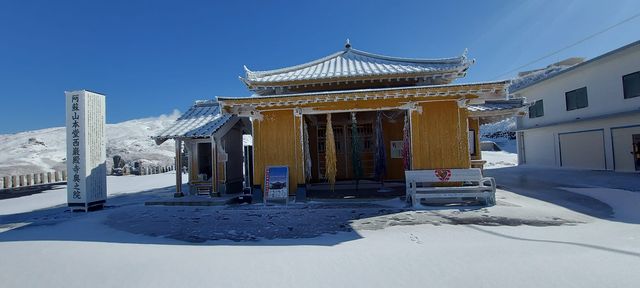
[1,0,639,134]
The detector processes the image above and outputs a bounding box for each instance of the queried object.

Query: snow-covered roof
[220,80,511,103]
[153,100,232,141]
[467,99,525,113]
[510,39,640,93]
[241,45,473,87]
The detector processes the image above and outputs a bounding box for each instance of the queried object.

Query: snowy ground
[1,165,639,288]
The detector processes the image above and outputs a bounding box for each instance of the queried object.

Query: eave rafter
[219,81,509,114]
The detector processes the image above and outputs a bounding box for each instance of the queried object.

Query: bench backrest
[405,168,483,183]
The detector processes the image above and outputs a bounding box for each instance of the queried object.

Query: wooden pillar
[211,135,218,197]
[174,139,184,197]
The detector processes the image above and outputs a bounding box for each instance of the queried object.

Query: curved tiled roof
[242,47,473,85]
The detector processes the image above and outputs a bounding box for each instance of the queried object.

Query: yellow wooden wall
[410,101,471,169]
[252,109,303,195]
[382,116,405,180]
[468,117,482,161]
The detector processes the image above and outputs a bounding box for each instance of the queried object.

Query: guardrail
[0,165,176,190]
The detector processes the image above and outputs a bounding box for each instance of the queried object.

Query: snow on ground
[0,172,183,216]
[483,151,518,169]
[560,187,640,222]
[0,111,180,177]
[1,168,639,288]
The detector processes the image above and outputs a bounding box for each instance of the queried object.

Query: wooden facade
[221,82,511,195]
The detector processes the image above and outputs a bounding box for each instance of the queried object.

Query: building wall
[410,100,470,169]
[252,98,476,190]
[382,114,406,180]
[515,43,640,172]
[252,109,303,195]
[516,44,640,130]
[222,124,245,193]
[518,112,640,171]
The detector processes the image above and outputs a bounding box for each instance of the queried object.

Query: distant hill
[0,111,180,177]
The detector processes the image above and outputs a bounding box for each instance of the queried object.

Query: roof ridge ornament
[345,39,351,49]
[462,48,468,58]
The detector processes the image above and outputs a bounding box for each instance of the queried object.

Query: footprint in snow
[409,233,423,244]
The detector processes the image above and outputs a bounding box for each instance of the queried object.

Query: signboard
[390,141,404,159]
[264,166,288,203]
[65,90,107,211]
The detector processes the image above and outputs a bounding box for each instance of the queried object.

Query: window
[565,87,588,111]
[623,71,640,99]
[528,99,544,118]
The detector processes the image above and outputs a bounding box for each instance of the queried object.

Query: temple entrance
[317,121,375,180]
[303,110,408,198]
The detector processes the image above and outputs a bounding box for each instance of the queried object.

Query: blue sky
[1,0,639,134]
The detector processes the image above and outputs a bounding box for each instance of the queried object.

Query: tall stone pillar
[65,90,107,211]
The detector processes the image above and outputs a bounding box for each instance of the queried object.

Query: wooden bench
[405,168,496,207]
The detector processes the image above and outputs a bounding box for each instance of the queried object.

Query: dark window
[565,87,588,111]
[623,71,640,99]
[528,99,544,118]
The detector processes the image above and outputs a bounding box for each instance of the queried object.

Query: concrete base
[174,192,185,198]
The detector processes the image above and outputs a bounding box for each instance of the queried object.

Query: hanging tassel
[325,113,337,191]
[402,111,411,170]
[374,111,387,181]
[303,120,312,182]
[350,112,363,190]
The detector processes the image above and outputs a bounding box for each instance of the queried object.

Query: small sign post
[65,90,107,211]
[264,166,288,205]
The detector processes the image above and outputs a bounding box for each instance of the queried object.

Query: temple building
[215,42,524,198]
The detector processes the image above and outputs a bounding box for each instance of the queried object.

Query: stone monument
[65,90,107,211]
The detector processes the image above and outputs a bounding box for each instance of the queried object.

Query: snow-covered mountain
[0,111,180,177]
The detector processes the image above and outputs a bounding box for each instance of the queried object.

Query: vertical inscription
[66,90,107,210]
[71,94,82,200]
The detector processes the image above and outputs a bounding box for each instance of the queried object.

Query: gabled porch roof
[153,100,234,144]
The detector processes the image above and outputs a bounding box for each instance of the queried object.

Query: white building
[513,40,640,172]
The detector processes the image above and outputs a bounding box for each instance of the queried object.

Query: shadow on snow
[485,166,640,224]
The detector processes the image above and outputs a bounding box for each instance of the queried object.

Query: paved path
[485,166,640,219]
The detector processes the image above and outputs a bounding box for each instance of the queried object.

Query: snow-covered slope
[0,111,180,177]
[480,117,517,153]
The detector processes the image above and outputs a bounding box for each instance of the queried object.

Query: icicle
[325,113,337,191]
[402,111,411,170]
[350,112,363,189]
[374,111,387,181]
[303,120,312,182]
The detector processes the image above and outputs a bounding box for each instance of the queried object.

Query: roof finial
[345,38,351,49]
[462,48,468,58]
